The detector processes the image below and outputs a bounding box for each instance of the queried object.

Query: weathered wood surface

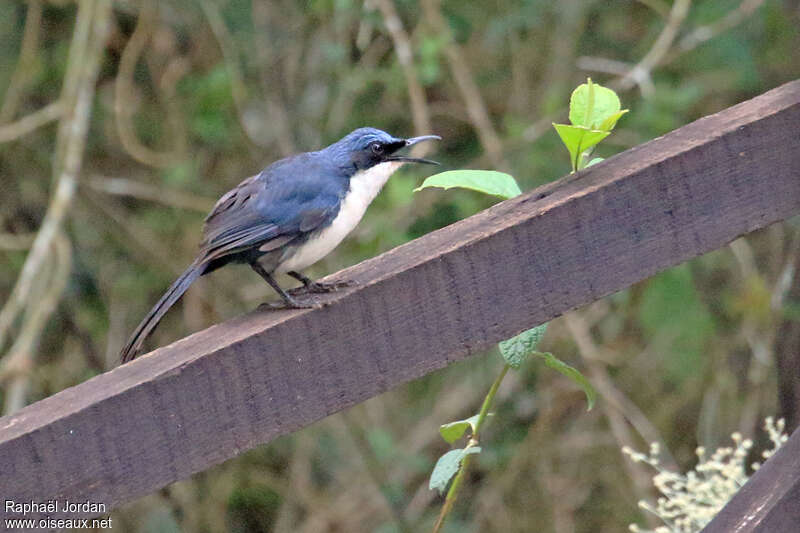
[1,80,799,520]
[702,425,800,532]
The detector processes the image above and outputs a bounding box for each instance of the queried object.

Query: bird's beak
[386,134,441,165]
[405,134,442,146]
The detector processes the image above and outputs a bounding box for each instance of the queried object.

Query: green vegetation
[553,79,628,171]
[421,79,619,531]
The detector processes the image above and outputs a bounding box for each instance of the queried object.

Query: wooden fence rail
[1,80,799,528]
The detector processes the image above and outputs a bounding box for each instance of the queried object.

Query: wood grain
[1,80,799,521]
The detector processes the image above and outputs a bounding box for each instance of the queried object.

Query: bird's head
[330,127,441,172]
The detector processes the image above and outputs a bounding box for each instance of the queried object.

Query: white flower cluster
[622,417,788,533]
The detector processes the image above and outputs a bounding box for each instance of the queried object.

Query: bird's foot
[257,296,322,311]
[291,279,357,295]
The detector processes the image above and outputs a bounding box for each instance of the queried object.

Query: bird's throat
[349,160,403,205]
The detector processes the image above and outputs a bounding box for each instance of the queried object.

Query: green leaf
[586,157,605,167]
[598,109,629,132]
[534,352,596,410]
[578,129,611,152]
[439,414,483,444]
[428,447,482,494]
[552,123,580,160]
[414,170,522,199]
[498,323,548,369]
[569,79,622,129]
[553,123,610,171]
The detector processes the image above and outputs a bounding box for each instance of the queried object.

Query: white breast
[275,161,403,273]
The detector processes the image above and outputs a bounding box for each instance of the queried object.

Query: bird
[119,127,441,363]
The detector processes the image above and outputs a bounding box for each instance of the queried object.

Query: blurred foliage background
[1,0,799,531]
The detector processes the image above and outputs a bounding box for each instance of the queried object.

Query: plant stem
[432,363,510,533]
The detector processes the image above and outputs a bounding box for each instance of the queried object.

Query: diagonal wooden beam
[1,80,799,520]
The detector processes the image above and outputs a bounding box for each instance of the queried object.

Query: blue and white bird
[120,128,440,362]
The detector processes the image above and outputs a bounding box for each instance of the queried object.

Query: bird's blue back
[200,151,348,264]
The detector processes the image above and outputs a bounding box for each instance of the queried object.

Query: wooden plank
[1,80,799,519]
[702,426,800,532]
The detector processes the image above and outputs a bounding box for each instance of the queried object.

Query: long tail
[120,260,205,363]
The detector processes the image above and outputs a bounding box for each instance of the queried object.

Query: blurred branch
[775,227,800,429]
[80,190,191,277]
[420,0,506,170]
[371,0,432,143]
[111,0,183,26]
[57,307,105,372]
[565,311,673,460]
[521,111,560,143]
[251,0,297,156]
[114,0,184,168]
[198,0,247,121]
[728,237,776,436]
[665,0,767,62]
[325,36,391,135]
[635,0,670,18]
[0,0,110,360]
[564,311,675,508]
[79,190,236,313]
[729,237,758,281]
[156,55,191,158]
[534,0,690,139]
[370,0,440,227]
[0,101,63,144]
[531,0,762,150]
[199,0,265,150]
[0,0,43,123]
[772,227,800,311]
[537,1,589,116]
[580,0,766,97]
[87,175,215,212]
[507,28,530,115]
[575,56,636,77]
[615,0,691,96]
[1,231,71,414]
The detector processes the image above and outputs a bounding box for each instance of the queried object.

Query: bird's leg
[250,263,318,309]
[287,271,355,294]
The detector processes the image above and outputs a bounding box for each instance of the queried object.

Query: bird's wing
[201,222,282,261]
[198,154,343,264]
[204,174,259,225]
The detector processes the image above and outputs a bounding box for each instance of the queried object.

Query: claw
[257,297,321,311]
[307,279,357,293]
[290,279,357,295]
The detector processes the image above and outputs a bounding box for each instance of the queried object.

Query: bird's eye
[370,142,384,155]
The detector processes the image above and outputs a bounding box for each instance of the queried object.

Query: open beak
[386,134,441,165]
